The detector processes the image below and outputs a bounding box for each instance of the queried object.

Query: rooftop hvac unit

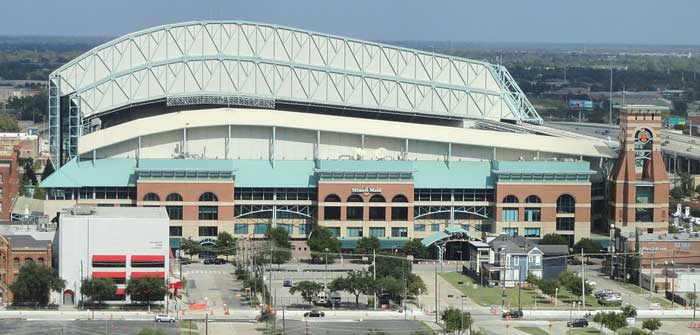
[70,206,95,216]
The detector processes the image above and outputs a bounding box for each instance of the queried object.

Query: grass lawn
[567,328,602,335]
[650,296,673,308]
[180,320,198,330]
[440,272,602,308]
[515,326,550,335]
[617,327,644,335]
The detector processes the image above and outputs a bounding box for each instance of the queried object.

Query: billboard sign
[667,117,686,126]
[568,99,593,110]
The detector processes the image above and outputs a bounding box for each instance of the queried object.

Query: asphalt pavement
[0,320,179,335]
[183,262,249,311]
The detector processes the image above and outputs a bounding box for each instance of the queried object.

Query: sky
[2,0,699,45]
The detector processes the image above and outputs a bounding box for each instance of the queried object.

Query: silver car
[154,314,176,323]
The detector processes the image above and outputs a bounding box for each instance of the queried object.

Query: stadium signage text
[351,187,382,194]
[167,95,276,109]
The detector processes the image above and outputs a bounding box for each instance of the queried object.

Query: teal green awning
[340,238,409,250]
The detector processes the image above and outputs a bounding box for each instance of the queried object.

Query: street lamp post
[555,287,559,307]
[609,224,615,280]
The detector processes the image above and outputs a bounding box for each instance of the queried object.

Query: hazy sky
[2,0,698,45]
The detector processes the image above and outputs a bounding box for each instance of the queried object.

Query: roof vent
[71,206,95,216]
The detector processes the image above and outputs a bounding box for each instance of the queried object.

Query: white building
[57,206,169,305]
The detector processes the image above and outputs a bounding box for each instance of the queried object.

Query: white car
[154,314,176,323]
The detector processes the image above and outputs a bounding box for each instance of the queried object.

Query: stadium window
[198,226,218,237]
[143,193,160,201]
[347,227,363,238]
[556,194,576,214]
[324,194,341,220]
[166,193,183,202]
[346,207,364,221]
[369,227,386,238]
[199,206,218,220]
[169,226,183,237]
[525,195,541,203]
[199,192,218,202]
[502,227,519,236]
[524,228,541,238]
[502,208,519,222]
[166,206,183,220]
[524,208,541,222]
[502,195,519,204]
[234,224,249,235]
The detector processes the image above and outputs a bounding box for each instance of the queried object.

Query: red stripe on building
[131,255,165,262]
[92,255,126,262]
[115,288,125,295]
[131,272,165,278]
[92,272,126,279]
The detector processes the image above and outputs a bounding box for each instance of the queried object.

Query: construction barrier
[690,323,700,329]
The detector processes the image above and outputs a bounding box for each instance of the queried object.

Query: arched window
[347,195,364,202]
[24,258,33,265]
[199,192,218,202]
[557,194,576,214]
[37,258,45,265]
[324,194,341,202]
[525,195,541,203]
[369,195,386,221]
[347,194,364,220]
[323,194,341,220]
[391,195,409,221]
[524,195,541,222]
[503,195,519,203]
[143,193,160,201]
[13,257,19,268]
[166,193,183,202]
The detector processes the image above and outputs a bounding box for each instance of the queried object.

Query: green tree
[369,255,412,279]
[289,281,323,306]
[376,276,403,303]
[558,271,592,298]
[539,233,569,245]
[10,262,65,306]
[32,187,45,200]
[125,277,167,306]
[215,231,236,261]
[0,115,19,132]
[406,273,426,297]
[526,273,540,287]
[265,226,292,265]
[307,225,341,264]
[355,236,381,256]
[401,238,431,259]
[536,279,560,297]
[573,238,601,262]
[441,306,472,335]
[180,237,201,259]
[687,292,697,307]
[80,278,117,305]
[330,271,375,307]
[642,318,661,334]
[602,312,628,333]
[621,304,637,318]
[41,159,55,179]
[679,172,693,195]
[670,187,685,199]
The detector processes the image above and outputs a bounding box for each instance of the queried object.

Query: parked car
[154,314,175,323]
[501,309,523,319]
[303,310,325,318]
[202,258,215,265]
[214,258,226,265]
[283,279,293,287]
[179,258,192,265]
[594,289,614,299]
[567,319,589,327]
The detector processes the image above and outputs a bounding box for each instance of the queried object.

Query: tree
[0,115,19,132]
[180,237,201,259]
[558,271,592,298]
[670,186,685,199]
[369,255,412,280]
[376,276,403,303]
[540,233,569,245]
[10,262,65,306]
[81,278,117,305]
[642,318,661,334]
[573,238,601,262]
[330,271,375,307]
[441,307,472,335]
[41,159,55,179]
[265,227,292,265]
[679,172,693,196]
[355,236,381,256]
[596,311,627,333]
[289,281,323,306]
[23,161,38,186]
[401,238,431,259]
[215,231,236,261]
[621,304,637,318]
[307,225,341,264]
[32,187,45,200]
[406,273,426,297]
[125,277,167,306]
[536,279,560,297]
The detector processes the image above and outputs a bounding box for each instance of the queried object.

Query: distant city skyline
[2,0,699,45]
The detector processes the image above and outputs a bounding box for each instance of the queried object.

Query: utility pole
[581,248,586,308]
[609,67,613,129]
[373,249,377,310]
[695,283,697,319]
[269,242,273,309]
[434,266,439,324]
[649,259,655,298]
[205,313,209,335]
[282,306,286,334]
